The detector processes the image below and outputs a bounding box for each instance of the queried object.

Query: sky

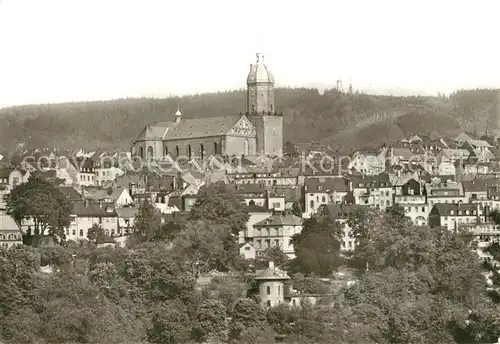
[0,0,499,108]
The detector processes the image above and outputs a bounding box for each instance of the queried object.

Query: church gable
[226,116,256,137]
[135,124,168,142]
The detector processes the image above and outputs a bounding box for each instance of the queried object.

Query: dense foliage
[5,176,72,241]
[1,88,499,154]
[2,184,500,343]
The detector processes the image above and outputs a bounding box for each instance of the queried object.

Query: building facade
[131,53,283,160]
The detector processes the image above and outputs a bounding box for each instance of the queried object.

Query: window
[72,230,76,236]
[272,202,280,209]
[267,286,271,295]
[310,200,314,209]
[213,142,218,155]
[321,196,326,202]
[278,285,281,295]
[267,300,271,307]
[79,229,83,237]
[275,239,280,247]
[175,145,180,156]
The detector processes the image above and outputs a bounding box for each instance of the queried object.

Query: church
[131,53,283,160]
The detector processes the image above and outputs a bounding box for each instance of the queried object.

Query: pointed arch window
[147,146,153,158]
[139,147,144,158]
[187,144,192,159]
[175,145,180,157]
[200,144,204,160]
[213,142,218,155]
[266,286,271,295]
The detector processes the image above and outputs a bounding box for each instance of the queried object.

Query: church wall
[163,136,225,159]
[263,116,283,157]
[131,140,162,160]
[225,136,256,156]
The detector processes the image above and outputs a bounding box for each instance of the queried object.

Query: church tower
[246,53,283,157]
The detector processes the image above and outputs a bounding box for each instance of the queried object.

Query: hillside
[0,88,499,153]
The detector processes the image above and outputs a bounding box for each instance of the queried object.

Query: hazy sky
[0,0,499,108]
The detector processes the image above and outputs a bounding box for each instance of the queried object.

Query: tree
[289,215,343,277]
[256,246,289,270]
[87,224,112,245]
[128,200,163,245]
[172,220,229,278]
[291,201,303,217]
[189,182,249,237]
[489,208,500,225]
[5,176,72,240]
[204,276,247,312]
[38,245,72,268]
[147,301,191,344]
[191,299,228,343]
[229,298,268,342]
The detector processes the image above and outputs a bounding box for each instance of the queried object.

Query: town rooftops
[352,173,391,188]
[305,177,349,193]
[430,203,480,216]
[72,200,117,217]
[135,114,246,141]
[254,211,302,227]
[320,204,365,220]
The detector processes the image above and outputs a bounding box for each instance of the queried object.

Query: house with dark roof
[65,200,118,241]
[304,177,350,217]
[251,211,302,258]
[351,173,393,210]
[394,178,428,226]
[428,203,486,230]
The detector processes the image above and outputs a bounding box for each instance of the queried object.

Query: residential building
[304,177,350,217]
[428,203,485,230]
[394,179,428,226]
[348,150,386,176]
[352,173,393,210]
[251,211,302,258]
[0,211,23,248]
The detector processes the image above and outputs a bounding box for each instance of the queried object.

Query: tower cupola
[247,53,274,85]
[174,105,182,123]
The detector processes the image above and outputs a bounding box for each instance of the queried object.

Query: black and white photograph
[1,0,500,343]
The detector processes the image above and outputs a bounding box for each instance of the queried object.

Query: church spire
[174,105,182,123]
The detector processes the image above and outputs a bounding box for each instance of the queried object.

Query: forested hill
[1,87,499,153]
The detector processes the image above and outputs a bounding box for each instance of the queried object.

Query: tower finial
[256,52,264,63]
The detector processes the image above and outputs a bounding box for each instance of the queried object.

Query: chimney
[268,261,275,269]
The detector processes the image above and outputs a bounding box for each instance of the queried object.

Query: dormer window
[458,211,462,215]
[317,186,323,191]
[450,210,454,215]
[466,210,470,215]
